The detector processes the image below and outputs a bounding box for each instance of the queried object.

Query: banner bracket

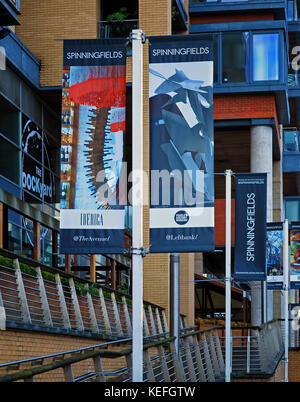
[129,31,146,44]
[129,246,149,258]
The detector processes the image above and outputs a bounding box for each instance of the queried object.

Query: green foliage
[0,256,14,268]
[106,7,129,22]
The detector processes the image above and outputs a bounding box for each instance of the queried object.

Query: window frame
[284,196,300,221]
[213,29,285,86]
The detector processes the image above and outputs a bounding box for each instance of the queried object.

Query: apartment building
[0,0,298,327]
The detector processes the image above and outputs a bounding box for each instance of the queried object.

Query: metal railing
[219,320,284,376]
[99,20,138,39]
[0,321,287,382]
[0,327,225,382]
[0,253,175,339]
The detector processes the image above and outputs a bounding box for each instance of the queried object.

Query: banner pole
[170,253,180,354]
[283,218,289,382]
[225,169,232,382]
[131,29,144,382]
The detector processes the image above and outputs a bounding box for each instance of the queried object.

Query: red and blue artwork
[60,39,127,255]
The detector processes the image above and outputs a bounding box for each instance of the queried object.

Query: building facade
[0,0,298,327]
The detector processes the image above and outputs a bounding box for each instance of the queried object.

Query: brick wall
[214,94,277,121]
[288,349,300,382]
[16,0,100,87]
[0,328,129,381]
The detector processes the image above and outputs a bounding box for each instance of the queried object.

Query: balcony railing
[98,19,139,39]
[190,0,285,4]
[189,0,287,17]
[8,0,20,11]
[282,129,300,172]
[288,72,300,88]
[0,0,20,25]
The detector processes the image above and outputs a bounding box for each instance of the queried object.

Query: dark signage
[234,173,267,281]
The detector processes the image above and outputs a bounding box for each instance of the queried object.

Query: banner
[148,35,214,253]
[290,222,300,289]
[60,39,127,254]
[266,222,283,290]
[234,173,267,281]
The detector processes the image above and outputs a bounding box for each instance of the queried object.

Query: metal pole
[170,253,180,354]
[283,218,289,382]
[131,29,144,382]
[225,169,232,382]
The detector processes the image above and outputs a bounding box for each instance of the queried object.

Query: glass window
[40,226,52,266]
[0,98,20,145]
[0,137,20,184]
[253,33,279,81]
[7,210,34,259]
[287,0,295,21]
[285,199,300,222]
[283,130,299,152]
[222,32,249,83]
[213,34,218,83]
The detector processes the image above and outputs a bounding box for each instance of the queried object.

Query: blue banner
[148,35,214,253]
[60,39,127,254]
[234,173,267,281]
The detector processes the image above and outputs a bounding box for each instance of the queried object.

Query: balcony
[189,0,287,18]
[282,129,300,172]
[0,0,20,26]
[287,0,300,29]
[98,19,138,39]
[288,71,300,98]
[172,0,188,32]
[209,29,289,124]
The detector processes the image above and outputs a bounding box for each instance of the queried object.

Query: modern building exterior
[0,0,299,329]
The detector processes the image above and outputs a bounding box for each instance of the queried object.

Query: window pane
[253,33,279,81]
[0,137,20,184]
[213,34,218,82]
[283,130,299,152]
[285,200,299,222]
[222,32,249,83]
[0,97,20,145]
[40,226,52,266]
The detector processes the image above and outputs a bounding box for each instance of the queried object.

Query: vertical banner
[266,222,283,290]
[290,222,300,289]
[234,173,267,280]
[60,39,127,254]
[148,35,214,253]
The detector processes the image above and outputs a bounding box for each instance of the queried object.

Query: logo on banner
[174,210,189,226]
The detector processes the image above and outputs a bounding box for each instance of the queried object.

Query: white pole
[170,253,180,354]
[283,218,289,382]
[131,29,144,382]
[225,169,232,382]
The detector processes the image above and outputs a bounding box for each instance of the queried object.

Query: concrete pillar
[250,125,273,325]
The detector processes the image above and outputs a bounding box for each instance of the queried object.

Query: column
[250,125,273,325]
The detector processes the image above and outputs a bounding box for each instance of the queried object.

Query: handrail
[0,335,176,383]
[0,321,285,382]
[0,331,173,370]
[0,248,167,312]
